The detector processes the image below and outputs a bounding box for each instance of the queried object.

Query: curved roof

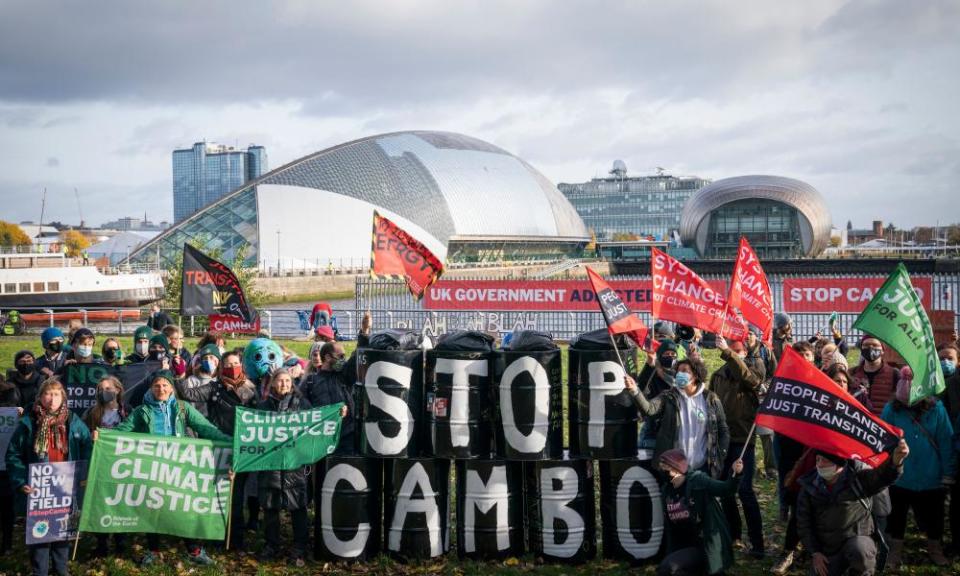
[679,175,832,256]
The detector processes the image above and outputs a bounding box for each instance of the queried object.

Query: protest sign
[757,347,902,466]
[181,243,257,323]
[0,407,18,472]
[727,237,774,341]
[79,430,232,540]
[233,404,343,473]
[61,363,115,414]
[371,210,444,300]
[26,461,86,545]
[586,266,650,348]
[853,263,944,405]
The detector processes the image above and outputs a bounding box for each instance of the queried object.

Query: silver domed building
[130,131,590,269]
[679,175,832,258]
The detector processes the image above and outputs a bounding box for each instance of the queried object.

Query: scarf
[143,391,177,437]
[219,371,246,390]
[33,403,70,458]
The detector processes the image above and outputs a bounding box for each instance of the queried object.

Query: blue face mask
[942,359,957,377]
[674,371,692,388]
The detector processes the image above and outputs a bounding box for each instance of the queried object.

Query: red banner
[586,266,650,347]
[371,210,444,300]
[757,346,902,467]
[208,314,261,334]
[727,238,774,341]
[651,248,747,340]
[783,277,933,313]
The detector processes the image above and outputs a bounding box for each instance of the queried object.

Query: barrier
[315,456,382,561]
[455,460,525,559]
[599,454,665,563]
[526,457,596,563]
[384,458,451,561]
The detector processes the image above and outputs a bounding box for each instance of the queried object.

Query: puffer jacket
[176,378,257,435]
[850,363,899,417]
[300,369,356,454]
[629,384,729,479]
[257,393,312,511]
[797,458,900,556]
[708,349,765,444]
[5,369,42,409]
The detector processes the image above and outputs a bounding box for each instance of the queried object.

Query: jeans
[809,535,876,576]
[264,506,309,557]
[722,441,764,551]
[29,542,69,576]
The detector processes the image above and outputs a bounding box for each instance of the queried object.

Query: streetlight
[276,229,281,274]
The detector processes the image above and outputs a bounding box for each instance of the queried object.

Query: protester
[674,324,703,362]
[100,337,124,367]
[257,369,314,565]
[635,339,681,450]
[625,358,729,479]
[82,375,128,558]
[35,327,67,377]
[791,340,816,364]
[195,331,227,357]
[880,370,954,568]
[175,350,257,549]
[61,327,103,368]
[772,312,794,362]
[6,379,92,576]
[656,448,745,576]
[283,356,305,388]
[745,327,777,480]
[0,374,23,553]
[818,342,838,370]
[710,336,766,557]
[146,303,174,331]
[809,326,850,357]
[8,350,43,408]
[161,324,191,377]
[299,341,356,455]
[827,364,872,412]
[114,370,230,565]
[850,335,900,417]
[936,342,960,549]
[124,325,154,364]
[180,344,221,414]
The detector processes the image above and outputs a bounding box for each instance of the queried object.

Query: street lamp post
[276,229,281,275]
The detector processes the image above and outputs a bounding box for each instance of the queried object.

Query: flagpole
[738,421,757,461]
[607,331,627,371]
[224,475,235,550]
[71,529,81,561]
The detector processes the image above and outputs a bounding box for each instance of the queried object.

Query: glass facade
[704,199,803,258]
[172,143,268,223]
[558,174,709,241]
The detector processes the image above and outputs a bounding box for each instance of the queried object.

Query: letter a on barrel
[385,458,451,562]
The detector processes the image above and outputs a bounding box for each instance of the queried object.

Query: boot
[886,538,903,570]
[928,539,949,567]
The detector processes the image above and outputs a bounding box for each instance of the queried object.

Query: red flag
[757,346,902,466]
[727,238,774,342]
[370,210,444,300]
[585,266,650,348]
[650,248,747,340]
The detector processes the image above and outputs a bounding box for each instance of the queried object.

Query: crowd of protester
[1,311,959,576]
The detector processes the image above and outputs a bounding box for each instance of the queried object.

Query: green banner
[232,403,343,473]
[79,430,232,540]
[853,263,945,405]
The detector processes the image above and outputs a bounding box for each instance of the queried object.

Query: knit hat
[148,334,170,353]
[656,340,678,363]
[133,325,154,342]
[14,350,35,364]
[653,321,675,340]
[70,327,94,345]
[858,334,882,349]
[830,350,849,371]
[150,369,176,386]
[197,343,221,360]
[41,327,64,347]
[283,356,302,368]
[658,448,689,475]
[815,450,846,467]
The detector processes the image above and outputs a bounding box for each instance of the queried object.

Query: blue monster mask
[243,338,283,381]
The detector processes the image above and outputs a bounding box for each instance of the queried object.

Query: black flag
[180,244,256,323]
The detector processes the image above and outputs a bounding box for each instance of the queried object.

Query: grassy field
[0,335,953,575]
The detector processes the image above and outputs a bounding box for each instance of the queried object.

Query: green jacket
[115,398,230,442]
[709,349,765,444]
[662,470,739,575]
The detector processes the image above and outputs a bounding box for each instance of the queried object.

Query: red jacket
[851,363,900,417]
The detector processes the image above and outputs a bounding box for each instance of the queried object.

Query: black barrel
[314,456,383,561]
[599,452,664,563]
[455,460,525,559]
[494,344,563,460]
[358,348,424,458]
[568,329,639,459]
[384,458,451,561]
[426,332,495,459]
[526,456,596,563]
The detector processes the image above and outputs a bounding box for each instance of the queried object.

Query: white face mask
[77,345,93,358]
[817,465,839,481]
[135,342,149,356]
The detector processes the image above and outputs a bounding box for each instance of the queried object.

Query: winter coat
[708,349,764,444]
[748,341,777,383]
[5,411,92,513]
[179,373,216,417]
[634,363,672,448]
[797,458,900,556]
[115,397,229,442]
[147,311,174,331]
[35,352,66,376]
[629,384,730,479]
[939,371,960,423]
[850,363,900,417]
[299,369,356,455]
[257,393,312,511]
[662,470,739,575]
[5,369,42,409]
[881,399,955,491]
[176,378,257,436]
[772,332,793,362]
[0,379,21,408]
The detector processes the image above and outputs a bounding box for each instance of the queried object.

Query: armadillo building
[129,131,590,270]
[679,175,832,258]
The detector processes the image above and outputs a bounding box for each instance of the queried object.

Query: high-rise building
[558,161,709,241]
[172,142,268,223]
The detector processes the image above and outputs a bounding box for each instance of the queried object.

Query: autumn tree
[0,221,32,247]
[61,229,90,257]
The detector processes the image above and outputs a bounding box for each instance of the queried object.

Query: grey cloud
[45,157,59,167]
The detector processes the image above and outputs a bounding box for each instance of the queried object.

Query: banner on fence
[0,407,18,472]
[783,276,933,313]
[232,404,343,473]
[209,313,261,334]
[79,430,232,539]
[26,461,86,545]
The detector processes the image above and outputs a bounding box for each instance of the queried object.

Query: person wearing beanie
[709,336,767,558]
[850,336,900,417]
[7,351,43,409]
[745,326,778,481]
[797,440,909,576]
[114,369,228,566]
[634,339,681,450]
[181,344,221,411]
[656,447,744,575]
[60,327,104,370]
[125,325,155,364]
[36,327,66,378]
[772,312,794,362]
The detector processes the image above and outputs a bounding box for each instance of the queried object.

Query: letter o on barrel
[599,453,664,563]
[314,456,382,561]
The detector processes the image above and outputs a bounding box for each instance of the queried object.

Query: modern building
[131,131,590,270]
[558,161,710,241]
[679,175,832,258]
[172,142,268,223]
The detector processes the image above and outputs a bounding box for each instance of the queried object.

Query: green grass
[0,337,953,574]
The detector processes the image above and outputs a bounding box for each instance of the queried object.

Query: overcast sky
[1,0,958,229]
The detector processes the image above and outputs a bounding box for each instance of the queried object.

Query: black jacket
[176,379,258,435]
[257,393,312,511]
[147,311,174,331]
[0,380,20,408]
[299,369,356,455]
[5,369,42,409]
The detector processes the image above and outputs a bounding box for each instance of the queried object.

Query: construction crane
[74,187,85,228]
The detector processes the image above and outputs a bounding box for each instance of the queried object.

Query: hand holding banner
[371,210,444,300]
[232,404,343,473]
[757,347,902,466]
[727,237,774,342]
